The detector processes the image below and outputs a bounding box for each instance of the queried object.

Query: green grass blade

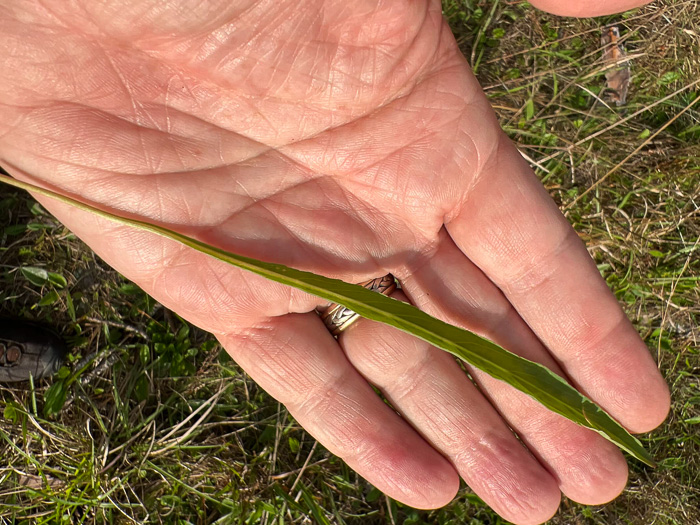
[0,173,654,466]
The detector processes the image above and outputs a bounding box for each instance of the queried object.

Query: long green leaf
[0,173,654,466]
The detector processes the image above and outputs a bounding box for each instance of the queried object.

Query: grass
[1,0,699,523]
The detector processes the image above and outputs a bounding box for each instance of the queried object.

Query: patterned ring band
[316,274,397,336]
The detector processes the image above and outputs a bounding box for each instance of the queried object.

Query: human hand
[0,1,669,523]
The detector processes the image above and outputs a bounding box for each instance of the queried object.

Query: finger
[445,131,669,432]
[218,313,460,509]
[528,0,652,17]
[339,290,562,525]
[396,230,629,504]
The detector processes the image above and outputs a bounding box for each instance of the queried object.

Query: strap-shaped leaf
[0,173,654,466]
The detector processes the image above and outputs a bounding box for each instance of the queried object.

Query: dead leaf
[601,26,631,106]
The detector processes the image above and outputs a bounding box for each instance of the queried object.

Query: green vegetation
[1,1,699,523]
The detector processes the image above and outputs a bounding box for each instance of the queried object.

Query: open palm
[0,1,668,523]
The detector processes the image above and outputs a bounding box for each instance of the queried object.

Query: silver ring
[316,274,396,336]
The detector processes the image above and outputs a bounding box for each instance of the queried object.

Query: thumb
[529,0,652,17]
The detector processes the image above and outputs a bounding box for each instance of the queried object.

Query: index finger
[445,126,669,434]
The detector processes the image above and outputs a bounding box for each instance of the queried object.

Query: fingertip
[407,463,461,510]
[528,0,652,17]
[559,439,630,506]
[578,328,671,435]
[510,487,561,525]
[524,488,561,525]
[575,463,629,507]
[625,374,671,434]
[369,444,460,510]
[429,460,462,509]
[464,442,561,525]
[596,347,671,434]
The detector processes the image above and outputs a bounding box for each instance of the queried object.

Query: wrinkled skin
[0,1,667,523]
